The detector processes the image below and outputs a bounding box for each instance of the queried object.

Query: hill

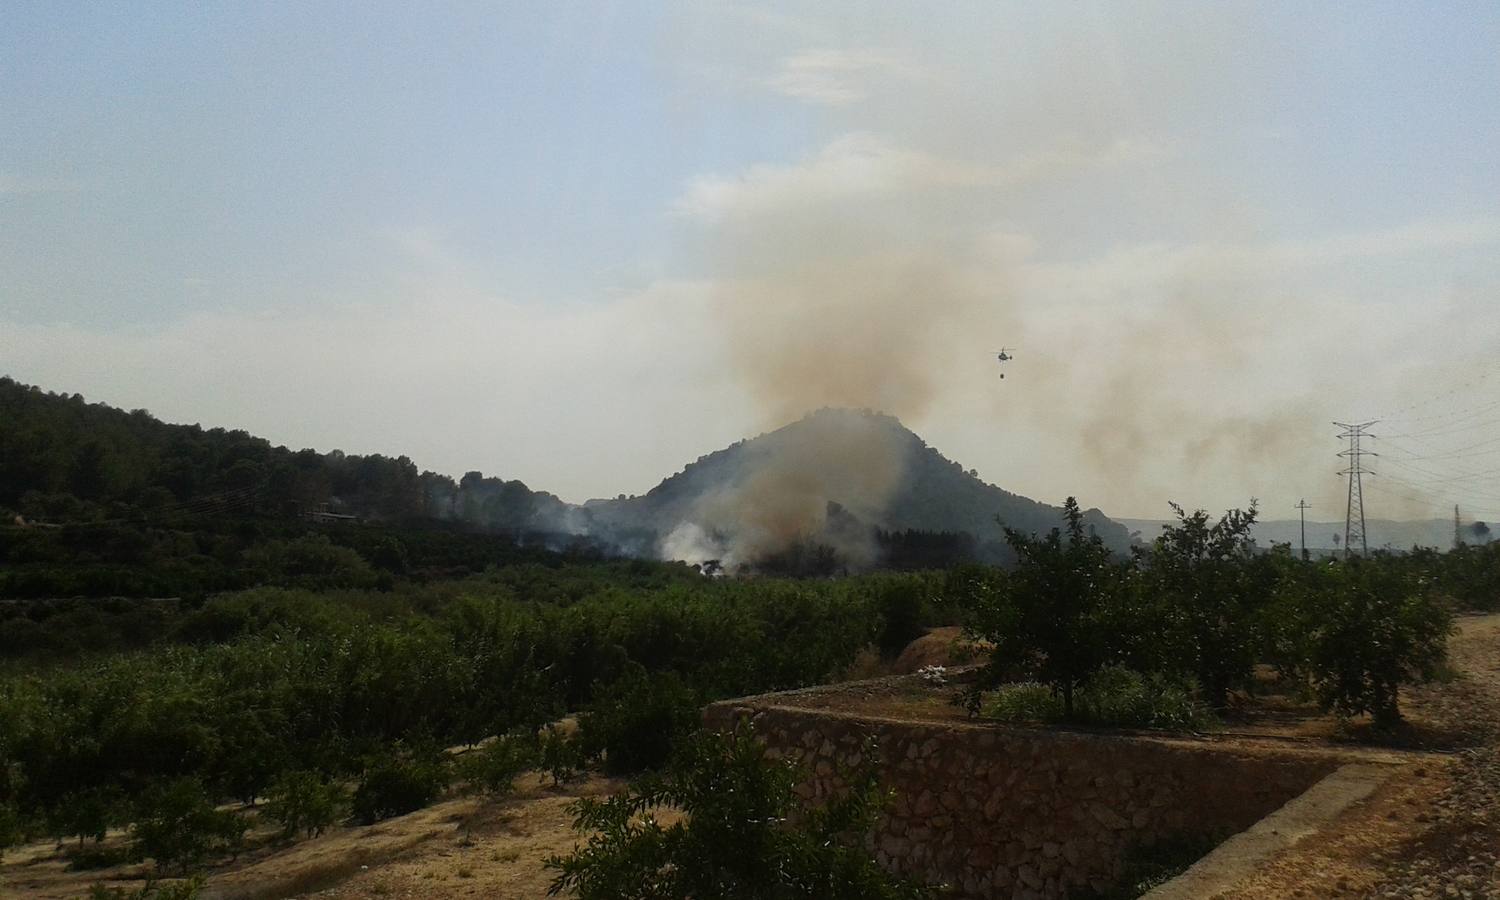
[0,375,579,535]
[0,379,1127,575]
[584,408,1130,567]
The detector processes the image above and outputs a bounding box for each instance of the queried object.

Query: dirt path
[1221,613,1500,900]
[1362,614,1500,899]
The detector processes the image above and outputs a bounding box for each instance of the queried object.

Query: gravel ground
[1365,615,1500,899]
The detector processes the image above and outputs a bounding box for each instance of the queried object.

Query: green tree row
[0,568,936,860]
[959,499,1457,730]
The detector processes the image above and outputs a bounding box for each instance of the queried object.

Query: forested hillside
[0,377,573,533]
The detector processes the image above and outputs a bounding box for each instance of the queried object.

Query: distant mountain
[584,408,1131,566]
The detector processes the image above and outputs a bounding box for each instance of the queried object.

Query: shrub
[875,579,926,659]
[130,779,246,873]
[545,724,933,899]
[86,875,205,900]
[351,748,450,824]
[964,498,1126,718]
[263,770,348,839]
[0,800,21,859]
[243,535,377,591]
[578,667,701,775]
[538,726,585,785]
[48,787,123,847]
[1296,562,1453,729]
[456,733,536,797]
[1075,667,1216,732]
[1136,503,1270,709]
[66,843,132,871]
[1431,542,1500,610]
[982,668,1216,732]
[980,682,1054,721]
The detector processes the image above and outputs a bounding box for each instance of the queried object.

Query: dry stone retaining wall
[705,699,1344,899]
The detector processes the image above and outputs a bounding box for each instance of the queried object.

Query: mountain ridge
[0,377,1129,567]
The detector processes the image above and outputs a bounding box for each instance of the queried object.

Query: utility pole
[1455,505,1463,550]
[1295,499,1311,560]
[1335,421,1377,559]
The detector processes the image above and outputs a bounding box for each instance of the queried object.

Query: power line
[1383,394,1500,429]
[1385,414,1500,440]
[1377,469,1500,511]
[1377,446,1500,501]
[1377,370,1497,422]
[1363,480,1500,518]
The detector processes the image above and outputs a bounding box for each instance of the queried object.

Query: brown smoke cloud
[720,253,1000,424]
[658,184,1021,565]
[661,408,915,567]
[656,134,1463,561]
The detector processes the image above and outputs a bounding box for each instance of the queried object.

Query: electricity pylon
[1334,421,1377,558]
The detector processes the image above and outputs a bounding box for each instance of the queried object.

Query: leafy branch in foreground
[545,724,934,900]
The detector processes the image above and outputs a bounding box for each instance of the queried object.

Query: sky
[4,1,1500,521]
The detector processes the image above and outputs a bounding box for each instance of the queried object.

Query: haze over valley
[5,6,1500,900]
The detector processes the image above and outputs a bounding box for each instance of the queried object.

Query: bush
[66,843,133,871]
[1136,504,1269,709]
[0,801,21,859]
[983,667,1216,732]
[545,724,933,900]
[982,683,1063,722]
[86,875,205,900]
[456,733,536,797]
[578,667,701,775]
[875,579,926,659]
[130,779,246,873]
[243,535,378,591]
[263,770,348,839]
[964,498,1126,718]
[350,748,450,824]
[1294,563,1453,729]
[48,787,122,847]
[1431,542,1500,610]
[538,726,585,785]
[1075,667,1216,732]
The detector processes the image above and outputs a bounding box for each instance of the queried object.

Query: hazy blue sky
[5,2,1500,518]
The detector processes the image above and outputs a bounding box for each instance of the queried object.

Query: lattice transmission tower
[1334,421,1377,558]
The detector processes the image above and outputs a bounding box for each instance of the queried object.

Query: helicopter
[995,348,1016,379]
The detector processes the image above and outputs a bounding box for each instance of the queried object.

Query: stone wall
[704,699,1346,899]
